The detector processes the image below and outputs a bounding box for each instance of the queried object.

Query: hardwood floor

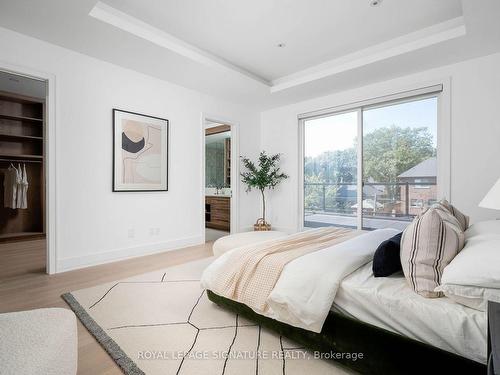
[0,238,46,278]
[0,239,214,375]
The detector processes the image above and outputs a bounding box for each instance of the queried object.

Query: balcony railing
[304,181,437,222]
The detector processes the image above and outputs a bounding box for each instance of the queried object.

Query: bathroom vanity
[205,195,230,231]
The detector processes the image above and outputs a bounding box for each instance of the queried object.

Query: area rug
[62,257,352,375]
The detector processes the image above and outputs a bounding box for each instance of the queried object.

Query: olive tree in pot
[240,151,288,231]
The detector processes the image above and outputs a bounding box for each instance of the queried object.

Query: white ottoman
[0,308,78,375]
[212,231,287,257]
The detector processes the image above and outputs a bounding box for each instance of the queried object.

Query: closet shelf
[0,113,44,123]
[0,91,45,244]
[0,153,43,160]
[0,133,43,141]
[0,232,46,242]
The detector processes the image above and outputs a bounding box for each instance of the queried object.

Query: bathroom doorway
[203,118,238,243]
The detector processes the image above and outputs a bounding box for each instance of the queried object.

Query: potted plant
[240,151,288,231]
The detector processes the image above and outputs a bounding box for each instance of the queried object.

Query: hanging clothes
[3,164,18,209]
[17,163,28,209]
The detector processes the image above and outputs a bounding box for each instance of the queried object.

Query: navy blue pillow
[372,232,403,277]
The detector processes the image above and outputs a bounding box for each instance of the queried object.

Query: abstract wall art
[113,109,168,191]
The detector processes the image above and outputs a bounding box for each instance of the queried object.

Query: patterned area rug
[63,257,353,375]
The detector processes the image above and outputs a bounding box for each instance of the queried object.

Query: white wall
[0,27,261,272]
[2,26,499,272]
[261,52,500,232]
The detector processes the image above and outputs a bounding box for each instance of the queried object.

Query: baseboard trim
[238,226,254,232]
[56,235,204,273]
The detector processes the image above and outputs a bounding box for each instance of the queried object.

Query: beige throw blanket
[210,227,362,313]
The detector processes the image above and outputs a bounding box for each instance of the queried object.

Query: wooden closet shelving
[0,91,46,242]
[0,113,43,123]
[0,154,44,160]
[0,133,44,141]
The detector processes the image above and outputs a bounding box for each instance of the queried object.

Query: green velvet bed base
[207,290,486,375]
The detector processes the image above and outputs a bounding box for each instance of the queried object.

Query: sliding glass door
[303,110,359,228]
[303,95,438,230]
[361,97,437,230]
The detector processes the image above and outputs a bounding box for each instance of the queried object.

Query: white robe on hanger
[17,163,28,209]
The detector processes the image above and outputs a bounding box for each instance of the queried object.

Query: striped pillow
[433,199,469,231]
[400,208,465,298]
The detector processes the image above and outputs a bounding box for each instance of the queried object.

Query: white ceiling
[0,0,499,110]
[102,0,463,81]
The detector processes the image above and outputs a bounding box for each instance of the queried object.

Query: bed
[202,226,488,374]
[334,262,487,364]
[207,290,486,374]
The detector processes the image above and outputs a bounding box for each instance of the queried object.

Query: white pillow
[464,219,500,240]
[436,284,500,311]
[435,221,500,311]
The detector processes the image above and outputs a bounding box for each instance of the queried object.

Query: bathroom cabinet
[205,196,230,231]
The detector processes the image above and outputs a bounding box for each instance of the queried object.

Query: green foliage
[304,126,434,186]
[240,151,288,223]
[363,125,435,184]
[304,125,436,211]
[305,148,357,184]
[240,151,288,193]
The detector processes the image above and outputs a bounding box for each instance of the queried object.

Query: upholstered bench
[0,308,78,375]
[212,230,287,257]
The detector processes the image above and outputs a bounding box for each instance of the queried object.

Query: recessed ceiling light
[370,0,383,6]
[276,43,286,48]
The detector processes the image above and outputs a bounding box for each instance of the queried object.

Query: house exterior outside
[397,157,437,216]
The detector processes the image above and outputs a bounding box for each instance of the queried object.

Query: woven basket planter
[253,218,271,231]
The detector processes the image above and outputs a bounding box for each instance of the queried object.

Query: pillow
[400,208,464,298]
[435,232,500,311]
[433,199,469,231]
[435,284,500,311]
[464,219,500,240]
[373,232,403,277]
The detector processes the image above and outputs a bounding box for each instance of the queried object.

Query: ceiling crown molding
[90,2,466,95]
[270,16,466,93]
[89,1,270,86]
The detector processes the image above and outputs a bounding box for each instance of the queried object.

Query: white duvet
[334,262,487,363]
[201,228,399,333]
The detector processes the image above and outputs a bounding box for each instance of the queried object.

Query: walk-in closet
[0,70,47,277]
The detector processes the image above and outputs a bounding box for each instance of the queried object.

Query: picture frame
[112,109,169,192]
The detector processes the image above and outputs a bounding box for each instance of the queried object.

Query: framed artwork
[113,109,168,192]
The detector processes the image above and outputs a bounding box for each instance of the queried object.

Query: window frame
[410,199,424,208]
[297,81,451,232]
[413,178,432,189]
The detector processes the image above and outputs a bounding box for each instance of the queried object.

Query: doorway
[203,118,238,243]
[0,70,48,277]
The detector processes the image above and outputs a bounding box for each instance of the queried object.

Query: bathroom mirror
[205,130,231,188]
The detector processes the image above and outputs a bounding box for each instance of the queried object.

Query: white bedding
[334,262,487,364]
[202,228,399,333]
